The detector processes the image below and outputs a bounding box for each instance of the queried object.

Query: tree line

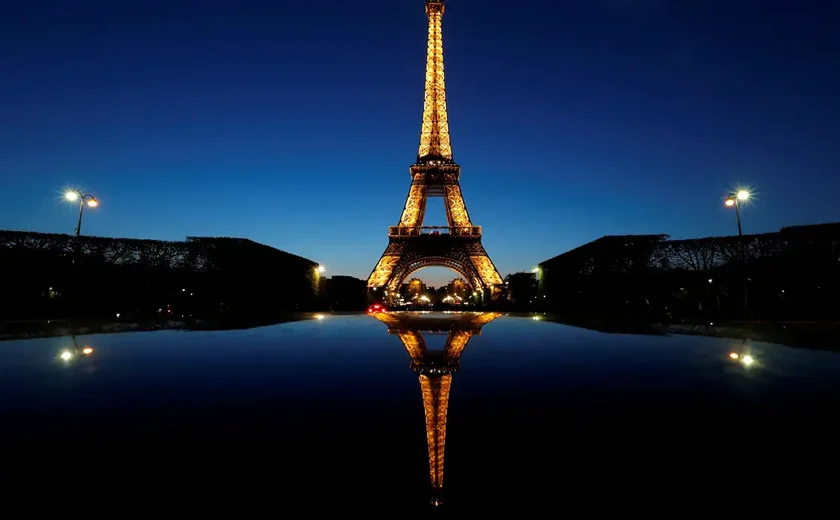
[538,223,840,321]
[0,231,323,320]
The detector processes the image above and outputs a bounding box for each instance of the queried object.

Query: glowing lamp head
[65,191,80,202]
[87,198,99,208]
[316,265,325,274]
[82,347,94,355]
[60,350,73,361]
[736,190,750,201]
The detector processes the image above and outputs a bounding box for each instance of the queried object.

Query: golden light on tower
[418,0,452,161]
[366,0,503,301]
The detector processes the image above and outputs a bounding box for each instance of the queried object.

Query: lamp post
[724,190,749,237]
[532,266,543,303]
[65,189,99,237]
[724,189,751,314]
[313,264,326,305]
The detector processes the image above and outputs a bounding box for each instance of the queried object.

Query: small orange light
[87,198,99,208]
[724,198,735,207]
[82,347,93,355]
[729,352,739,359]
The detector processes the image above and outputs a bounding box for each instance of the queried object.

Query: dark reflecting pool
[2,312,838,511]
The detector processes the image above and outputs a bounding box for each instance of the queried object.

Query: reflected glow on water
[371,311,501,505]
[2,312,839,509]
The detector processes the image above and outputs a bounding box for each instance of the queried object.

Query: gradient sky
[2,0,839,286]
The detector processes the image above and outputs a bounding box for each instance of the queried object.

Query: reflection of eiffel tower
[373,312,500,506]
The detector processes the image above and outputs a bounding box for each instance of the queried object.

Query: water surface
[2,312,837,511]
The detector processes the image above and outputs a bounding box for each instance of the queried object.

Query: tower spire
[418,0,453,164]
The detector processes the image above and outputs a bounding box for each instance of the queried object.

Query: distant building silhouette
[325,275,367,310]
[537,223,840,320]
[504,272,538,306]
[0,230,323,320]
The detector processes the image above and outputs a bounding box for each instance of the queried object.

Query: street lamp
[65,189,99,237]
[725,189,752,314]
[724,190,749,237]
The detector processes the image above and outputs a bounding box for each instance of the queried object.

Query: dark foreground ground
[3,393,836,513]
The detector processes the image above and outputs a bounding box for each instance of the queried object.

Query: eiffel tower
[367,0,503,303]
[372,311,501,506]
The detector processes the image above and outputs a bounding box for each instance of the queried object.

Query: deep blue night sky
[2,0,838,285]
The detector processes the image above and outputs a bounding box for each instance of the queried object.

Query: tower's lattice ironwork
[367,0,503,301]
[372,311,501,505]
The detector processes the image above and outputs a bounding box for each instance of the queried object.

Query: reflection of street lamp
[58,336,94,362]
[728,352,755,367]
[65,189,99,237]
[59,347,94,362]
[724,190,749,237]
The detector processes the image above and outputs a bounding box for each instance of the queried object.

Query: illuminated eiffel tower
[367,0,503,303]
[373,312,501,505]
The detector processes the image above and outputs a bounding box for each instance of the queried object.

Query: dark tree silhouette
[538,224,840,321]
[0,231,322,320]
